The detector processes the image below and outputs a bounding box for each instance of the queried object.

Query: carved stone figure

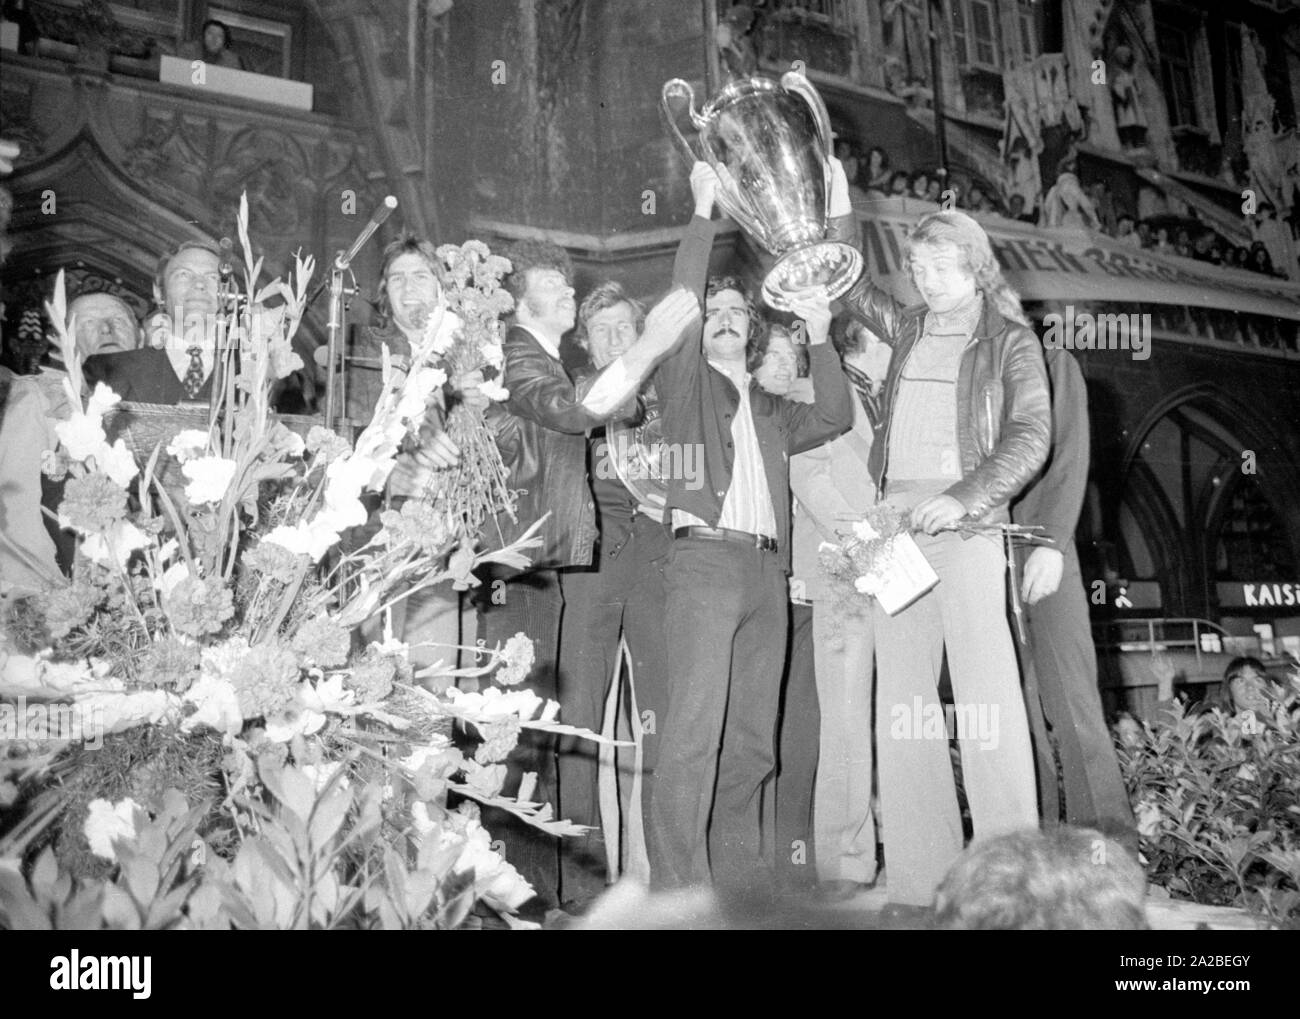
[882,0,928,90]
[1041,169,1102,231]
[715,3,757,82]
[1109,44,1147,149]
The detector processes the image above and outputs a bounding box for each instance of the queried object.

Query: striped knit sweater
[887,293,984,483]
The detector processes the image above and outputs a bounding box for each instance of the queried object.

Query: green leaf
[308,786,352,850]
[260,760,317,824]
[100,884,142,930]
[0,867,53,930]
[31,847,58,894]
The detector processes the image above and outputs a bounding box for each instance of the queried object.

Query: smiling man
[554,280,702,906]
[84,241,223,403]
[751,322,800,398]
[341,235,493,686]
[479,240,699,917]
[647,162,853,894]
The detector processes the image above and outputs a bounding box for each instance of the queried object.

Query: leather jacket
[830,216,1051,521]
[484,325,633,570]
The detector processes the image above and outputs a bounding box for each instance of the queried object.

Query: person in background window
[1248,241,1277,277]
[910,170,931,202]
[1114,214,1140,248]
[834,140,873,214]
[1216,656,1299,730]
[1008,194,1036,225]
[180,18,246,70]
[888,170,910,197]
[864,147,892,195]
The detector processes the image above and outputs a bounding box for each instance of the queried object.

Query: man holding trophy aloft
[655,70,1047,908]
[651,73,857,893]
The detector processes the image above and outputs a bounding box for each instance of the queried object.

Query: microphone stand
[319,195,398,434]
[209,245,238,433]
[312,196,396,617]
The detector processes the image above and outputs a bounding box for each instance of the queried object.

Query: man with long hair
[648,163,853,892]
[830,163,1050,912]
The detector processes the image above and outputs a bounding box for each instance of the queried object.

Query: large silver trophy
[661,71,862,310]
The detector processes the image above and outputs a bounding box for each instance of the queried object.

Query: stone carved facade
[0,46,390,348]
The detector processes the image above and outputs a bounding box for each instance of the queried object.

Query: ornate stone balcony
[1,47,388,339]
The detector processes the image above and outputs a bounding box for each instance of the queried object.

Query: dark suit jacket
[1010,345,1088,553]
[83,347,211,405]
[486,326,621,570]
[655,215,854,571]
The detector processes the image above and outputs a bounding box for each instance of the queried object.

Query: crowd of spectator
[835,141,1297,282]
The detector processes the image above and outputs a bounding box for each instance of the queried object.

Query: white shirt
[164,341,215,387]
[673,364,777,539]
[149,313,215,387]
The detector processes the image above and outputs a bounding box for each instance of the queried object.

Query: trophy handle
[661,78,704,165]
[780,71,834,157]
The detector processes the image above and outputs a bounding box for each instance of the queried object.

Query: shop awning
[855,197,1300,322]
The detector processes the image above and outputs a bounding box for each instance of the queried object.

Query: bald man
[68,292,141,359]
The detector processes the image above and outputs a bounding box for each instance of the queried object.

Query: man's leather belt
[673,525,777,553]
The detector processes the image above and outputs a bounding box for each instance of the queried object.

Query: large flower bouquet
[420,241,518,547]
[816,503,914,602]
[0,199,608,929]
[818,504,1050,606]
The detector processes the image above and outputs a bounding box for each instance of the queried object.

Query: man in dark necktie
[84,241,224,404]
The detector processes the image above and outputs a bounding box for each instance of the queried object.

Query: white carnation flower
[495,633,535,686]
[84,797,141,860]
[182,456,238,505]
[851,518,881,541]
[853,573,883,597]
[263,522,338,563]
[479,379,510,402]
[166,429,211,463]
[181,673,243,736]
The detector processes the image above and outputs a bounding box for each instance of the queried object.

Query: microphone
[335,196,398,272]
[218,237,235,281]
